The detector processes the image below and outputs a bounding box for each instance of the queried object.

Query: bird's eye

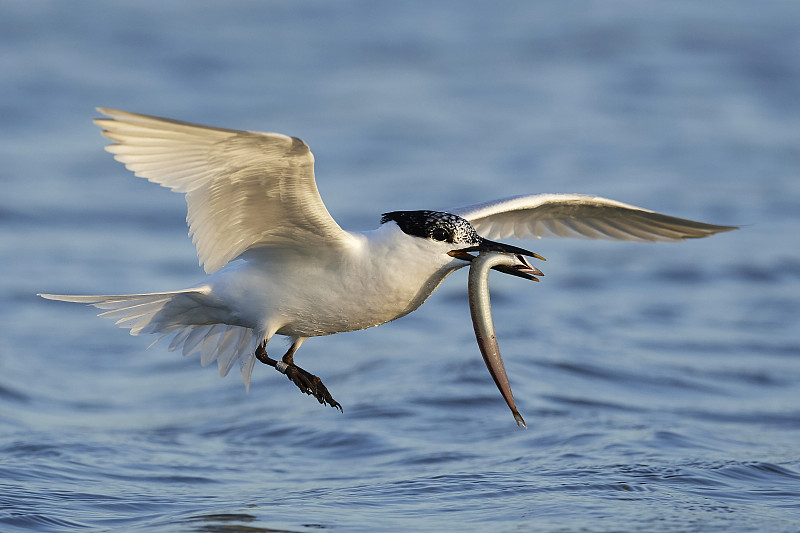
[431,227,450,242]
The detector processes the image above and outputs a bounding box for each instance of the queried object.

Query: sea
[1,1,799,531]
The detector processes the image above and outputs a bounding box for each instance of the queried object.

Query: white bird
[39,109,736,418]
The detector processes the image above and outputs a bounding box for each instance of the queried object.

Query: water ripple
[4,1,800,532]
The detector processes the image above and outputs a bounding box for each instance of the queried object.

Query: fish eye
[431,227,451,242]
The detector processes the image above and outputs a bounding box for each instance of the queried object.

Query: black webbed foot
[280,363,342,412]
[254,341,342,411]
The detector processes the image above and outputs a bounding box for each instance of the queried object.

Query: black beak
[477,238,546,261]
[448,238,546,281]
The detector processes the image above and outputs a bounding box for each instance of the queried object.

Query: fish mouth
[449,238,545,281]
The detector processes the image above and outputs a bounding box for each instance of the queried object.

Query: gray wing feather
[449,193,737,242]
[96,108,357,273]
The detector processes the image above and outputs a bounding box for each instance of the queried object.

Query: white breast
[203,223,465,339]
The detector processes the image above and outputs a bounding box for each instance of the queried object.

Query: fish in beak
[449,238,545,281]
[463,246,545,428]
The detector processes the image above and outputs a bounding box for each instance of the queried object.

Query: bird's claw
[254,343,342,411]
[282,364,343,412]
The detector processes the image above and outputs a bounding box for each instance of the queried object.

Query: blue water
[2,1,800,531]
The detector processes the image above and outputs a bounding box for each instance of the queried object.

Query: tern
[40,109,736,423]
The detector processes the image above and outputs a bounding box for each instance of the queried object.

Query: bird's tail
[38,290,259,389]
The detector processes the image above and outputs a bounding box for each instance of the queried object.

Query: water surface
[2,1,799,531]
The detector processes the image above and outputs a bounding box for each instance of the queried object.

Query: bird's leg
[280,342,343,412]
[254,339,342,412]
[255,339,279,367]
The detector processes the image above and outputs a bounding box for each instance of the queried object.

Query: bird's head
[380,210,545,280]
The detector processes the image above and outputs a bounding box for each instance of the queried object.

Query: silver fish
[468,251,543,428]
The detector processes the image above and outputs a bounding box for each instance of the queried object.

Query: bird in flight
[40,109,736,423]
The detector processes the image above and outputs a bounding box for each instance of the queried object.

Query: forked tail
[38,290,259,389]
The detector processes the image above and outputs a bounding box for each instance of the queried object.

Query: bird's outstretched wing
[449,194,737,242]
[96,108,358,273]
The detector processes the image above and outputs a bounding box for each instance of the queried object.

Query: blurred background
[1,1,798,532]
